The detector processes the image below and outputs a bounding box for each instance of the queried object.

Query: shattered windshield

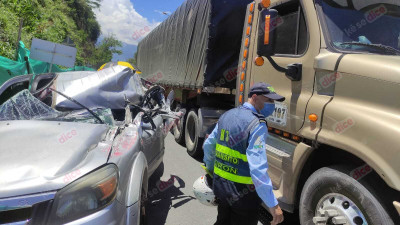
[317,0,400,55]
[0,89,115,125]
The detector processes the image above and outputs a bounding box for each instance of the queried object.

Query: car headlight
[48,164,119,224]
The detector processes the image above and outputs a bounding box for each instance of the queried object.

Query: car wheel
[185,109,204,157]
[172,104,186,146]
[299,166,394,225]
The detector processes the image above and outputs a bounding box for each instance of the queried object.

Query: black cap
[248,82,285,102]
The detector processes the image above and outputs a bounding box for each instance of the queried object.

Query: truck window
[317,0,400,55]
[272,2,308,55]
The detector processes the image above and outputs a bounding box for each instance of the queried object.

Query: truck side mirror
[257,9,279,57]
[256,8,302,81]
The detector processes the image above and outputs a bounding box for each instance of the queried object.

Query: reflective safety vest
[213,106,264,185]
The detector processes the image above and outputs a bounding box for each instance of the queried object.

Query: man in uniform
[203,82,284,225]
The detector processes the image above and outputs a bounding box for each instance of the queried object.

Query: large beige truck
[239,0,400,224]
[138,0,400,224]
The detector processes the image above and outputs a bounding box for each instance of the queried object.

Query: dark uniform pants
[214,203,259,225]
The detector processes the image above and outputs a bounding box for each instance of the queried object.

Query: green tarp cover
[0,41,95,86]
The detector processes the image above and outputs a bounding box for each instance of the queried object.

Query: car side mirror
[257,9,278,57]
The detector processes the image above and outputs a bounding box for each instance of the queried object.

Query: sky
[94,0,185,62]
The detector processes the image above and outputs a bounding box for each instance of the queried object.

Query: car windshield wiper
[340,42,400,55]
[49,87,104,124]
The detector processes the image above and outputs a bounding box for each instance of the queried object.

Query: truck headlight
[48,164,118,224]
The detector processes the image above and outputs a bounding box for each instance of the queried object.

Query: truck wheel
[185,109,204,157]
[299,167,394,225]
[172,104,186,146]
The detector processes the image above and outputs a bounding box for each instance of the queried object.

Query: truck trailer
[137,0,400,224]
[137,0,252,157]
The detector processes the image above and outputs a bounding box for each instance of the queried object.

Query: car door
[141,114,164,173]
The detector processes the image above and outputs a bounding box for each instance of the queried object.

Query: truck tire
[185,109,204,157]
[172,104,186,146]
[299,166,394,225]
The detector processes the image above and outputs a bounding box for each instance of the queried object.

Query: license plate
[267,102,287,127]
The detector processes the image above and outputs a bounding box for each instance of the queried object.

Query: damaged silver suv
[0,66,181,225]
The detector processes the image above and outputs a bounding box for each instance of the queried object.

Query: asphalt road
[147,133,300,225]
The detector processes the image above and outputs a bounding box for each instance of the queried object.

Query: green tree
[86,0,102,9]
[88,35,122,68]
[66,0,101,43]
[0,0,112,68]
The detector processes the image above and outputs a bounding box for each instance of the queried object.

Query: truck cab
[239,0,400,223]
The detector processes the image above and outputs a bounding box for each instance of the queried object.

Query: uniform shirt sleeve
[246,123,279,208]
[203,123,219,172]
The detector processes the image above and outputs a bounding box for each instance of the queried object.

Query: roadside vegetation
[0,0,122,68]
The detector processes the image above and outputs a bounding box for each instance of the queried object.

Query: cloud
[94,0,160,45]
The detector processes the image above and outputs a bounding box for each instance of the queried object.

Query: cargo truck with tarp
[138,0,400,224]
[137,0,253,157]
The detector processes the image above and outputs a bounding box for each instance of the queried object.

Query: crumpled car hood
[0,120,110,198]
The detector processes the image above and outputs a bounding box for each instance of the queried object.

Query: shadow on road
[192,150,204,163]
[147,174,196,225]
